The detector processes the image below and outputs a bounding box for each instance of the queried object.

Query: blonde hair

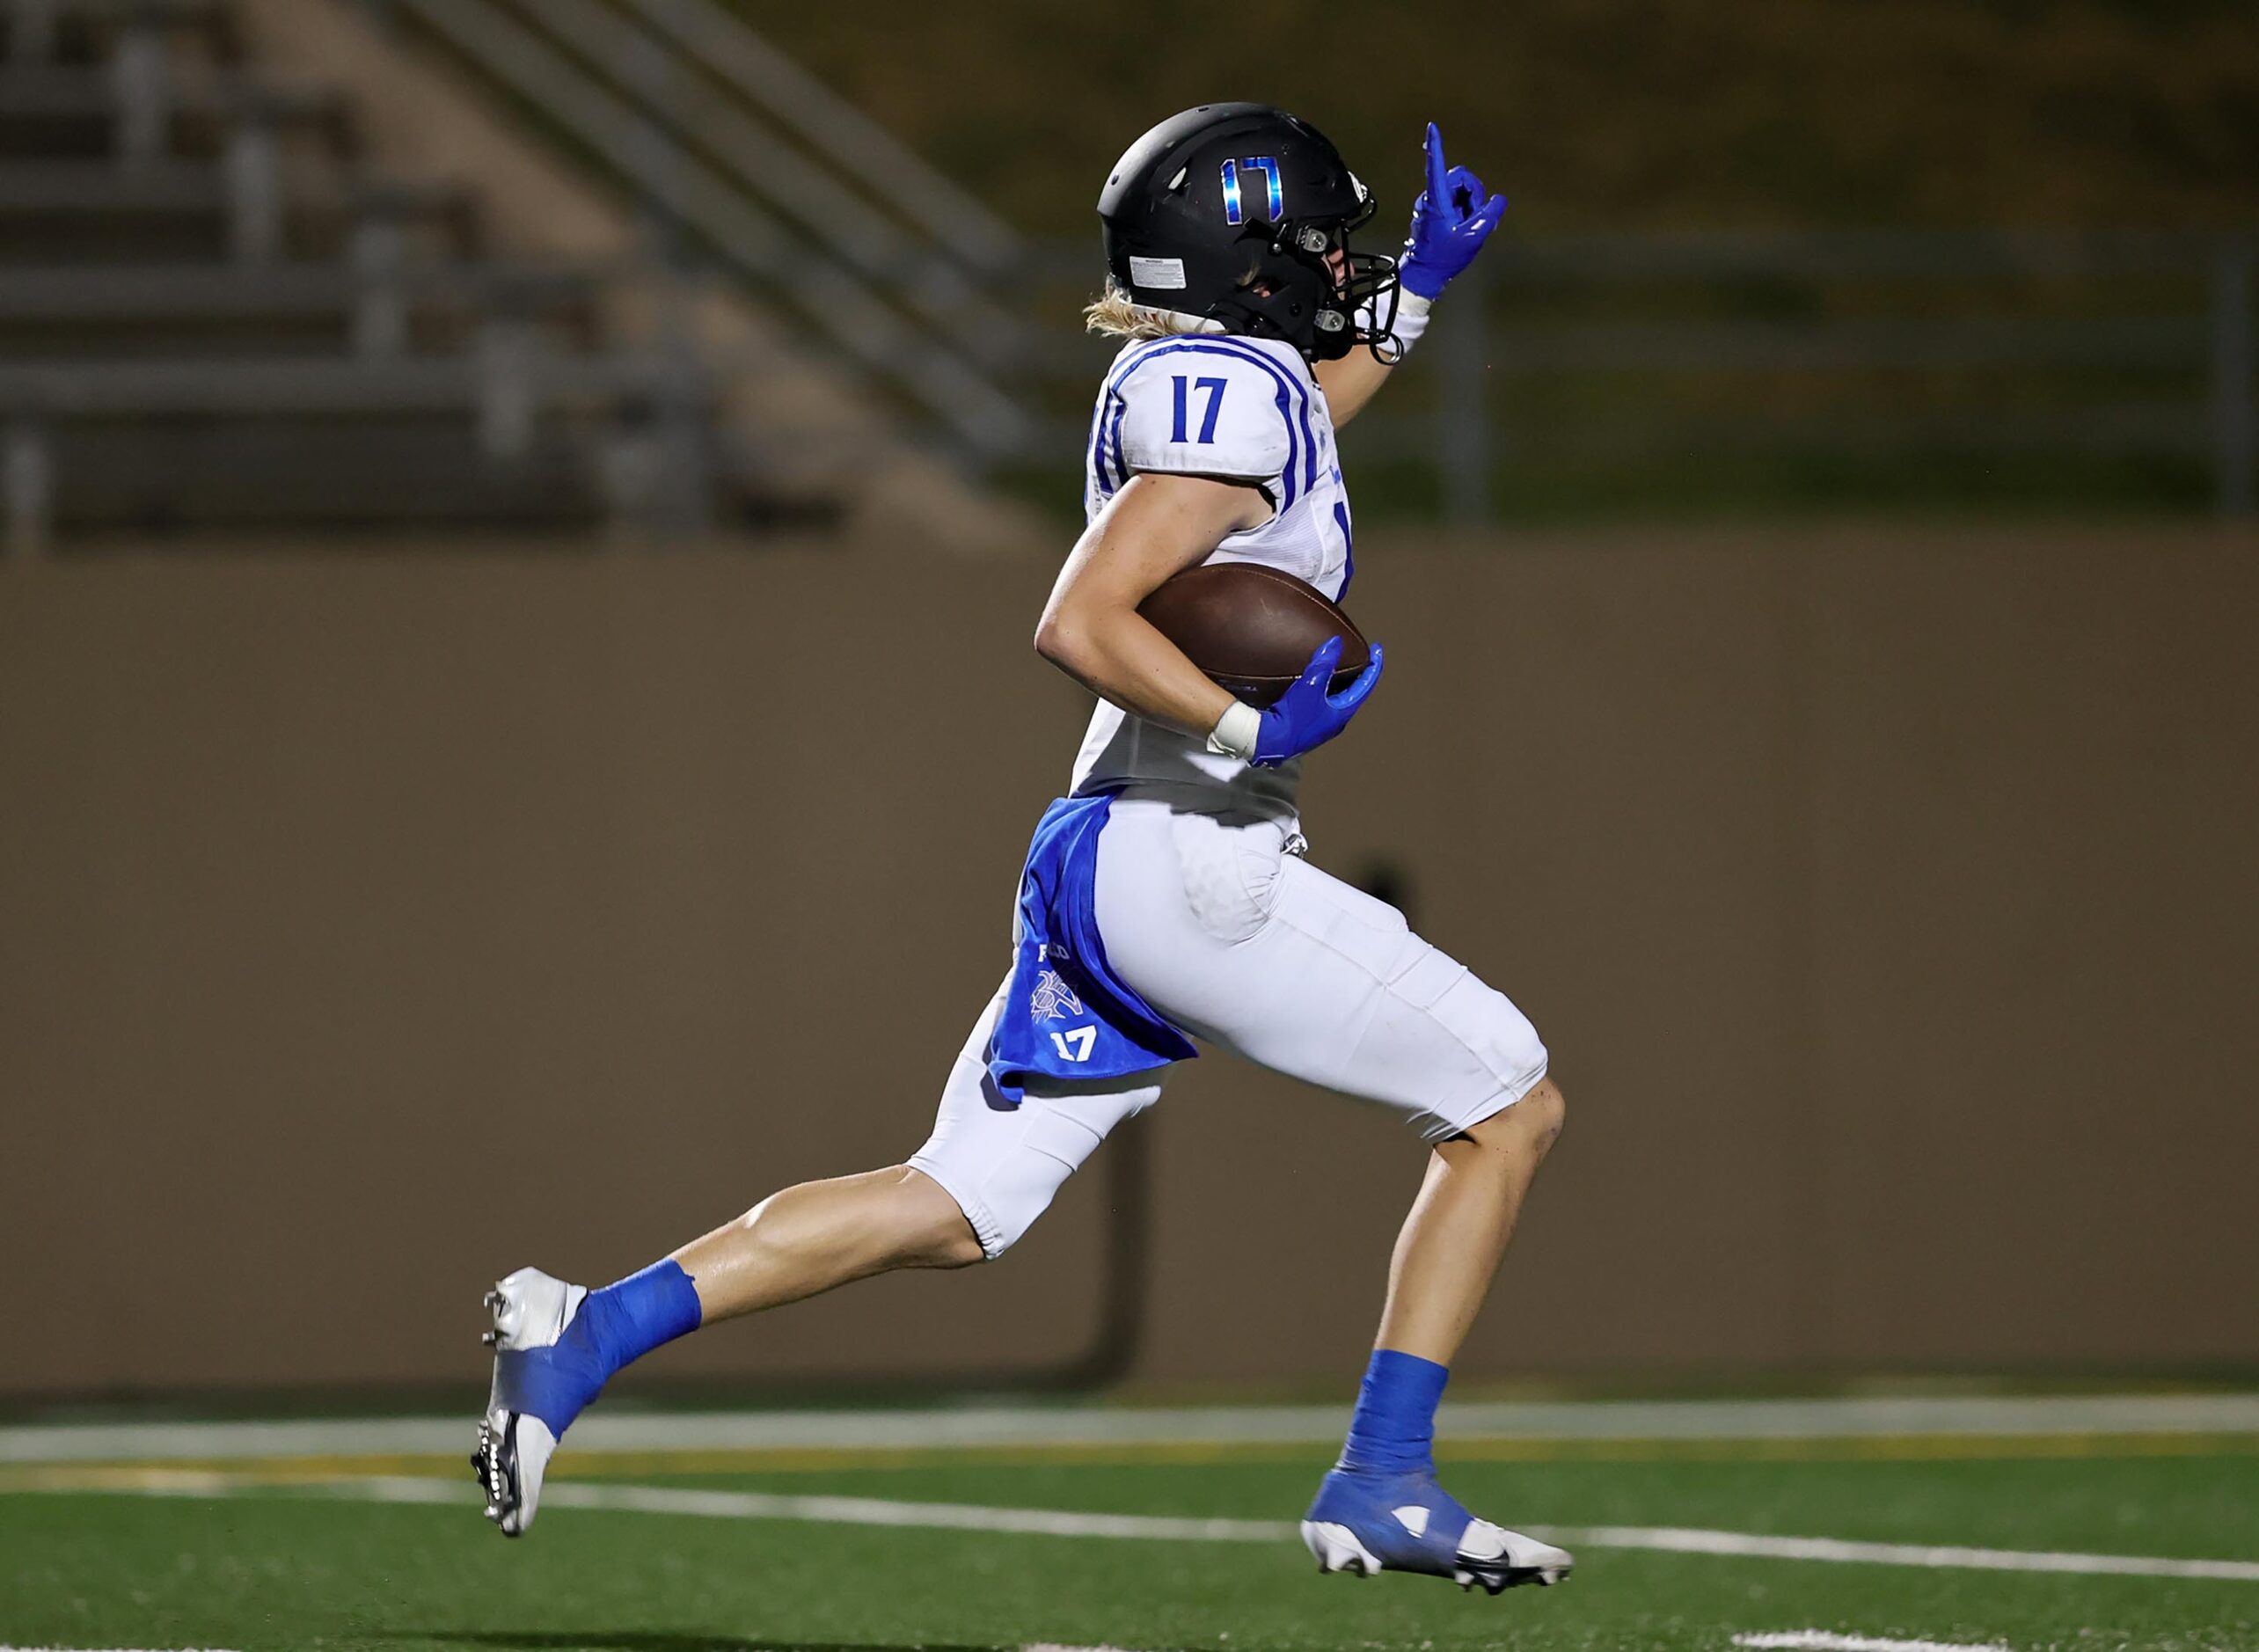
[1082,278,1206,341]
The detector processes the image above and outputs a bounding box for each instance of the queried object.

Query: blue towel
[984,793,1197,1106]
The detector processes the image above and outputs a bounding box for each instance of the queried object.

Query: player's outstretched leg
[1302,1079,1572,1594]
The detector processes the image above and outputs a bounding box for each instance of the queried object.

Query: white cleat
[1302,1515,1573,1594]
[1451,1519,1575,1592]
[470,1267,588,1539]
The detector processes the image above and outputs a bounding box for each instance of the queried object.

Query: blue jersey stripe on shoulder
[1082,384,1115,508]
[1107,398,1129,492]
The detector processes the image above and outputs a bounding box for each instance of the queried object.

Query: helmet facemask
[1327,186,1405,363]
[1210,189,1401,362]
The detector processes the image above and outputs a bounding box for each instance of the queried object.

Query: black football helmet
[1097,103,1400,362]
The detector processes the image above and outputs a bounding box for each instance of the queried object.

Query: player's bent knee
[921,1218,989,1269]
[1524,1077,1566,1148]
[1467,1077,1564,1162]
[1507,1077,1566,1158]
[900,1151,1063,1264]
[890,1164,992,1268]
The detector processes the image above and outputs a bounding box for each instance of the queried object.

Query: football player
[477,104,1571,1597]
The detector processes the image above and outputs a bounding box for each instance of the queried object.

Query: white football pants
[909,793,1548,1258]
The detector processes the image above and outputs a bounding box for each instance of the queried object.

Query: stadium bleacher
[0,0,834,551]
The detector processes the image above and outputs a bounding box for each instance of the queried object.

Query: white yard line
[4,1393,2257,1465]
[39,1467,2259,1583]
[1571,1524,2259,1583]
[1734,1634,2012,1652]
[120,1471,1299,1541]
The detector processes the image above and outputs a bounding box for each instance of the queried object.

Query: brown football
[1137,562,1370,709]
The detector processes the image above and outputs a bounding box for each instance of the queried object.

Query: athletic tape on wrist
[1360,289,1432,356]
[1391,289,1432,351]
[1207,700,1261,760]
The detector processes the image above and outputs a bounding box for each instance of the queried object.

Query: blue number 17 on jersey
[1171,375,1227,444]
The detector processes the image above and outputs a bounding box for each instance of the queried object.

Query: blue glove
[1253,635,1385,767]
[1397,122,1509,301]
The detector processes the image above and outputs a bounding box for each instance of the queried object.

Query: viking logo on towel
[1030,968,1085,1022]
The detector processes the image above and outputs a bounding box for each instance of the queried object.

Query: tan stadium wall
[3,524,2255,1399]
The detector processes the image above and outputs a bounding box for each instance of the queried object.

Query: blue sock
[1335,1348,1449,1476]
[574,1259,705,1380]
[508,1260,704,1434]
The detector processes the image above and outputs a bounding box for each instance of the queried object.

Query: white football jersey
[1069,330,1356,818]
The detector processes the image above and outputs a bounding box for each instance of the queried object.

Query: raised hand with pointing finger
[1397,122,1510,300]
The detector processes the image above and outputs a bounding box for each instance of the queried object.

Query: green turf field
[4,1436,2257,1652]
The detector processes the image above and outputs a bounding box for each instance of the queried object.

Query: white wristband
[1359,289,1431,356]
[1206,700,1261,760]
[1389,289,1433,351]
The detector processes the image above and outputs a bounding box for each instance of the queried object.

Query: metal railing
[610,0,1015,273]
[363,0,1035,458]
